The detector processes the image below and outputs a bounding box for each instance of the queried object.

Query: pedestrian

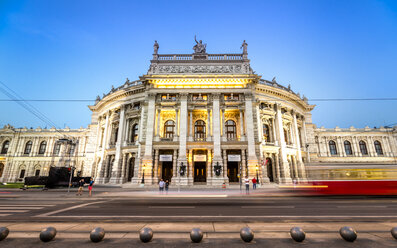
[252,177,257,190]
[159,179,165,193]
[245,176,250,194]
[165,180,169,193]
[88,178,94,197]
[76,179,84,196]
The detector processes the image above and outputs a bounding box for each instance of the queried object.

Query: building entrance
[162,161,173,182]
[194,162,206,182]
[227,161,239,182]
[266,158,274,182]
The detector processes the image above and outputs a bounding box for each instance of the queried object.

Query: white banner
[159,155,173,162]
[228,155,241,162]
[194,155,207,162]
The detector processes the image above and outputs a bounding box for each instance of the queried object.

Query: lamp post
[141,164,146,185]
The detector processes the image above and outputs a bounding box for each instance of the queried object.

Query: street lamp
[141,164,146,184]
[67,166,75,193]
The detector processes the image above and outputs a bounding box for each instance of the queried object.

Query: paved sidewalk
[0,221,397,247]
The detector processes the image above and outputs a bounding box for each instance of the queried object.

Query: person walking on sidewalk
[76,179,85,196]
[159,179,165,193]
[252,177,257,190]
[245,177,250,194]
[165,180,169,193]
[88,178,94,197]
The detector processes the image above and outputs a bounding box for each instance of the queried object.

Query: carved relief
[150,65,247,74]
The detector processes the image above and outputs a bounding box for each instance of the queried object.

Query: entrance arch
[266,158,274,182]
[127,157,135,182]
[0,163,4,178]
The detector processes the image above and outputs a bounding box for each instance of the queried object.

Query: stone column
[240,110,245,141]
[241,150,247,178]
[156,108,161,138]
[96,112,110,183]
[271,118,277,144]
[178,94,188,185]
[212,93,224,185]
[138,103,146,143]
[207,109,211,140]
[367,136,375,156]
[244,94,259,178]
[292,112,306,181]
[120,153,128,181]
[154,149,159,179]
[222,149,227,179]
[172,149,177,178]
[189,149,193,183]
[274,104,292,183]
[175,109,179,137]
[352,137,359,156]
[256,104,262,143]
[221,109,225,138]
[207,149,212,180]
[141,94,156,185]
[110,105,126,184]
[189,110,193,141]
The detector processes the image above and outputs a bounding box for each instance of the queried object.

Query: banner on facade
[159,155,173,162]
[194,155,207,162]
[228,155,241,162]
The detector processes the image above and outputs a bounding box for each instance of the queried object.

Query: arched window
[53,142,61,155]
[164,120,175,139]
[263,124,270,142]
[38,141,47,154]
[283,128,289,144]
[374,140,383,155]
[114,127,119,143]
[69,144,76,155]
[359,140,368,155]
[344,140,352,155]
[0,163,4,178]
[329,140,337,155]
[225,120,236,140]
[131,124,139,142]
[24,141,32,154]
[194,120,206,141]
[19,168,26,178]
[1,140,9,154]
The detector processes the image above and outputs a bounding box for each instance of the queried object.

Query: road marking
[241,206,294,208]
[38,215,397,219]
[0,207,43,209]
[0,205,55,207]
[151,195,228,198]
[35,201,107,217]
[148,206,195,209]
[0,210,29,212]
[336,206,387,208]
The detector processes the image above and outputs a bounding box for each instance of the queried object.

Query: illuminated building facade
[0,40,396,185]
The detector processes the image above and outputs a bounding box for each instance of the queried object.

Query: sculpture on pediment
[193,35,207,54]
[95,95,100,104]
[241,40,248,54]
[153,40,159,54]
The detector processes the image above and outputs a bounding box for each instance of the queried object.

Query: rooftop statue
[153,40,159,54]
[193,35,207,54]
[241,40,248,54]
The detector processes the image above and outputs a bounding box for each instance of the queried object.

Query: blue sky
[1,0,396,129]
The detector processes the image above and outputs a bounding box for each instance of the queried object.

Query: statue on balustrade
[153,40,159,54]
[193,35,207,54]
[241,40,248,54]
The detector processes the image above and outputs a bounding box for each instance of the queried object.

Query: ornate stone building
[1,40,396,185]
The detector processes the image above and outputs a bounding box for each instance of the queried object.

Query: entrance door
[0,163,4,178]
[162,161,173,182]
[266,158,274,182]
[127,158,135,182]
[194,162,206,182]
[227,161,239,182]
